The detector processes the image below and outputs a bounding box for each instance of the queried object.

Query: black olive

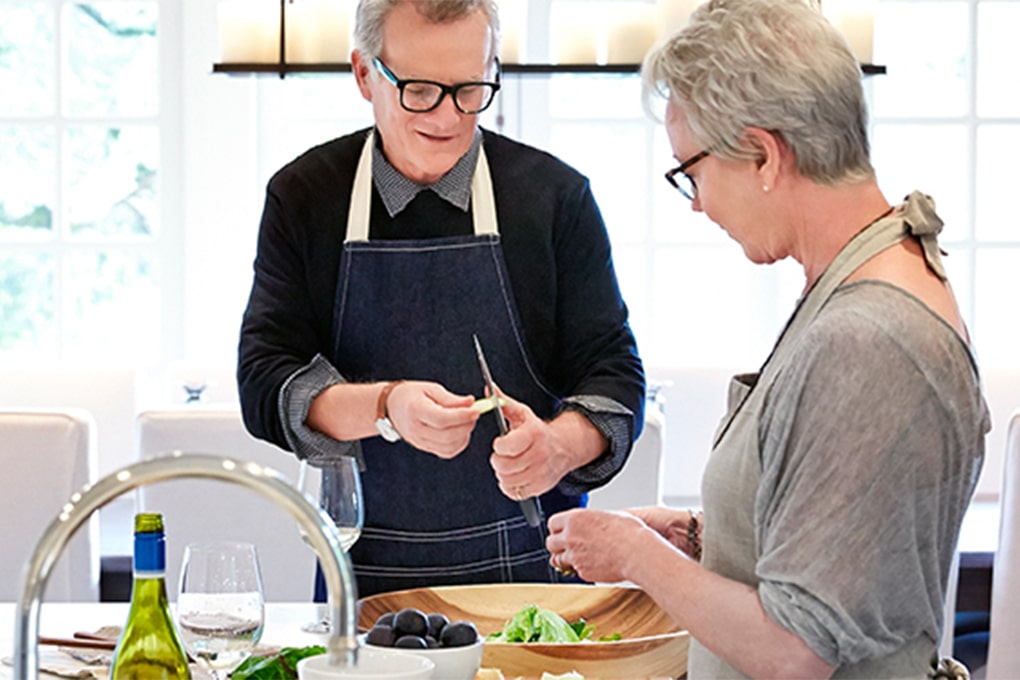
[425,635,439,648]
[393,608,429,638]
[440,621,479,648]
[426,612,449,639]
[394,634,428,649]
[365,624,396,647]
[374,612,396,628]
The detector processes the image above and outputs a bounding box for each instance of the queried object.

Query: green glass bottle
[110,513,192,679]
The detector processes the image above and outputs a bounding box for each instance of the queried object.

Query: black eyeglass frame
[665,149,711,201]
[372,57,502,115]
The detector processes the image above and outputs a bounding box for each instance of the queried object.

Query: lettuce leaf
[487,604,594,643]
[230,645,325,679]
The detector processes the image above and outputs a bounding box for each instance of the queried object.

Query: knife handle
[520,496,543,527]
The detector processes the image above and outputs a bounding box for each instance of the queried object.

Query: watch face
[375,417,401,443]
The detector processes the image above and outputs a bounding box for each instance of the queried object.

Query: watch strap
[376,380,404,421]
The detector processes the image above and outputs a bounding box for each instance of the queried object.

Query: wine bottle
[110,513,192,679]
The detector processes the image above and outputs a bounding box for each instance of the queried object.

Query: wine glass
[298,456,363,633]
[176,542,265,679]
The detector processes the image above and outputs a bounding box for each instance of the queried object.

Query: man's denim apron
[318,133,579,598]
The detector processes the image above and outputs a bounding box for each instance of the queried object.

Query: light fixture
[212,0,882,78]
[215,0,354,78]
[819,0,877,66]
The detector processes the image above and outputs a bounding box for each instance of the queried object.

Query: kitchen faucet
[13,452,359,678]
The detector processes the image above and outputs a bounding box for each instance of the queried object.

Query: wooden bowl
[358,584,689,679]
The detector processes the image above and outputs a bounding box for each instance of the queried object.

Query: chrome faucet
[13,452,359,678]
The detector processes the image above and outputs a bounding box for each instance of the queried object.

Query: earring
[762,185,770,193]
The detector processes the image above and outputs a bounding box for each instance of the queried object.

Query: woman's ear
[351,49,373,102]
[745,127,783,190]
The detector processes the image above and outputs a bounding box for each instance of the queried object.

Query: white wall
[179,0,267,366]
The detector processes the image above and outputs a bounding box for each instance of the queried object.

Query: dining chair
[985,408,1020,678]
[136,405,320,602]
[0,409,100,601]
[586,404,665,510]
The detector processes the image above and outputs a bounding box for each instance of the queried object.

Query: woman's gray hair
[642,0,873,185]
[353,0,501,64]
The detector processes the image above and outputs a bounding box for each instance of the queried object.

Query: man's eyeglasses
[665,149,710,201]
[373,57,501,115]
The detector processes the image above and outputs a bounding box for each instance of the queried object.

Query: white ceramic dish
[297,647,435,679]
[364,638,484,680]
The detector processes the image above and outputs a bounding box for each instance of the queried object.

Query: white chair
[986,408,1020,678]
[136,406,321,602]
[0,368,137,475]
[587,406,665,510]
[0,409,100,601]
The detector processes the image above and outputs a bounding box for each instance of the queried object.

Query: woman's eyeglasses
[664,149,710,201]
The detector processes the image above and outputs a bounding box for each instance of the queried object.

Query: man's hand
[488,394,607,500]
[386,381,480,458]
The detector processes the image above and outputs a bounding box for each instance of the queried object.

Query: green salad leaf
[487,604,610,643]
[230,645,326,679]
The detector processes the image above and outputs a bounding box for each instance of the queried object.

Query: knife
[472,334,543,527]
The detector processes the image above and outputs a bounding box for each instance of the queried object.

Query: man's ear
[351,49,373,102]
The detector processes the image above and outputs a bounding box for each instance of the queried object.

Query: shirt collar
[371,129,482,218]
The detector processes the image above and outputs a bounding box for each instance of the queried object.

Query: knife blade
[472,334,543,527]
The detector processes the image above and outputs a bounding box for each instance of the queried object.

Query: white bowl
[365,638,484,680]
[297,647,435,679]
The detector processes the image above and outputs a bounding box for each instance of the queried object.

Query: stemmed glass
[176,542,265,679]
[298,455,363,633]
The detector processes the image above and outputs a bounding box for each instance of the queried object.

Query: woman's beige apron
[692,192,949,678]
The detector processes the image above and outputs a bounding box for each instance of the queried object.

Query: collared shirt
[372,129,482,217]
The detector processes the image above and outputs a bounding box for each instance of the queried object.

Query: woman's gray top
[692,193,990,679]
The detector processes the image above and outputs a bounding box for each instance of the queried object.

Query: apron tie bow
[897,191,948,281]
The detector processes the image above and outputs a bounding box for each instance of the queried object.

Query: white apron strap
[345,132,499,243]
[471,146,498,235]
[345,132,375,243]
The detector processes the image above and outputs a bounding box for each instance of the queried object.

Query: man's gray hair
[354,0,501,64]
[642,0,873,185]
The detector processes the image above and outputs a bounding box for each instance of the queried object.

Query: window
[870,0,1020,369]
[248,0,1019,375]
[0,0,174,365]
[1,0,1016,379]
[531,0,1020,372]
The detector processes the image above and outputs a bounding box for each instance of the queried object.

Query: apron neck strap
[471,146,498,236]
[759,193,946,383]
[345,131,498,242]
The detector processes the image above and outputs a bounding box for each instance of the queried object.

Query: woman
[542,0,989,677]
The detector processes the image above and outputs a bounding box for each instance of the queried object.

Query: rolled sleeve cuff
[757,579,914,668]
[278,353,364,467]
[556,395,633,496]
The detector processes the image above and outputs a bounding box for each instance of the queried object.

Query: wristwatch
[374,380,403,443]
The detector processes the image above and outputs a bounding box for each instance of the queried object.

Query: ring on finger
[551,553,576,577]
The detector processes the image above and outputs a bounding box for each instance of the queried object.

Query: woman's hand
[628,506,700,557]
[545,508,655,584]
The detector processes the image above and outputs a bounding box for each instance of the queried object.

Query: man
[238,0,644,597]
